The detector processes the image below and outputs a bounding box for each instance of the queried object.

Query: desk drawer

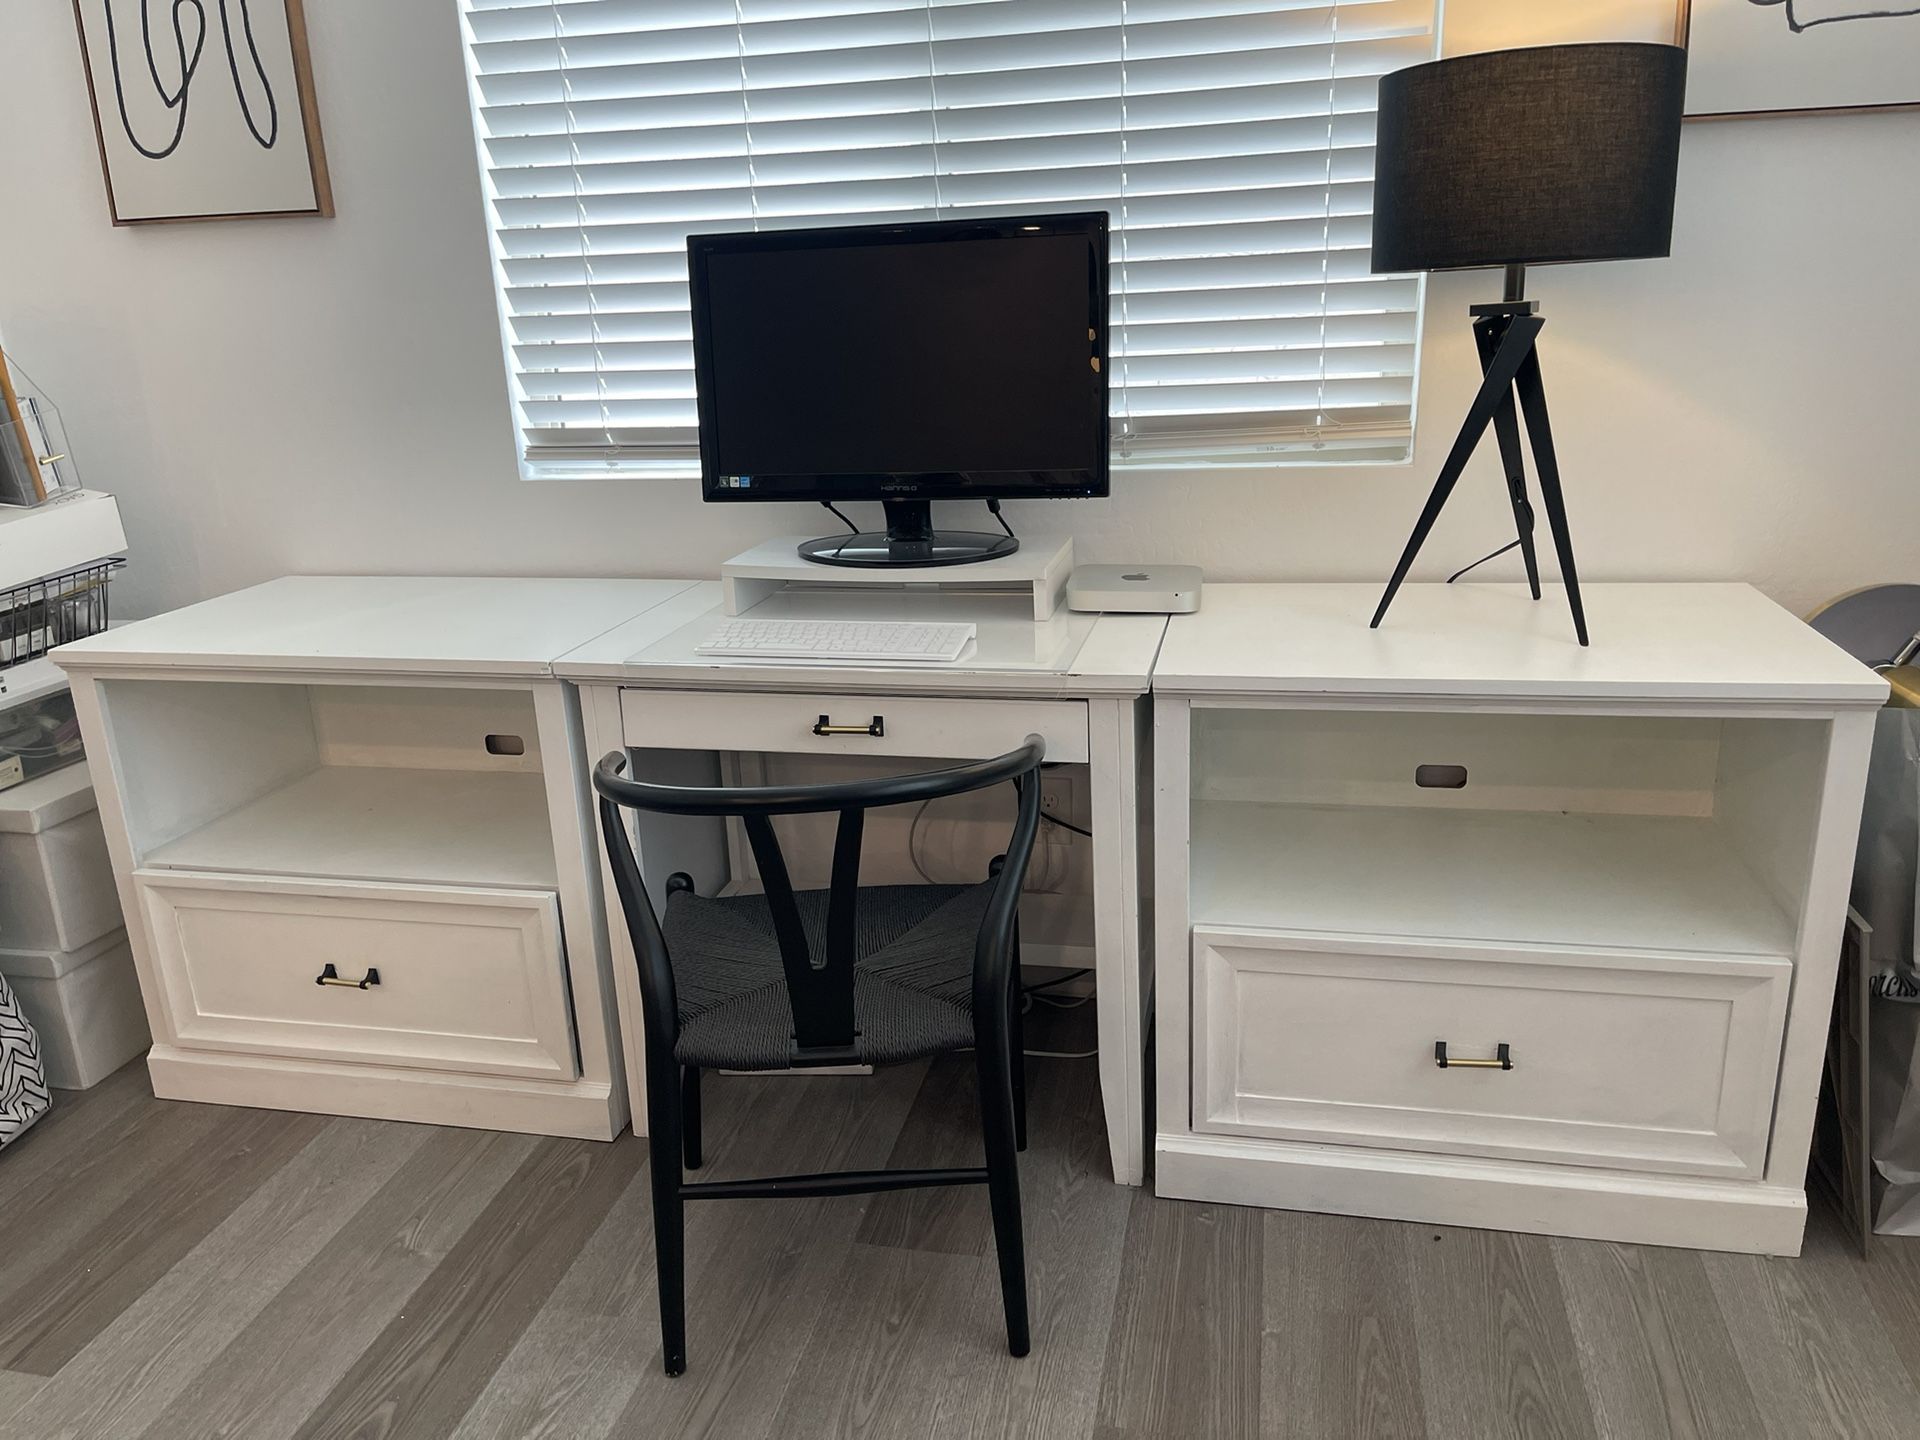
[136,870,576,1081]
[621,688,1088,764]
[1192,927,1790,1178]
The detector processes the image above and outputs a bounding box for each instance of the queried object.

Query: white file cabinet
[54,576,696,1137]
[1153,583,1886,1254]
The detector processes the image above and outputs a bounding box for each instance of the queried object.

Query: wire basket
[0,558,124,668]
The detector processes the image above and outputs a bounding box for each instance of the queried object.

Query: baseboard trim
[146,1045,623,1140]
[1155,1133,1808,1255]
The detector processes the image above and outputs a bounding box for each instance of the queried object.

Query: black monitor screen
[691,214,1108,503]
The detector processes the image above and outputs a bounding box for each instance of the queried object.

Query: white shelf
[144,766,558,891]
[1189,800,1797,959]
[721,535,1073,622]
[0,491,125,592]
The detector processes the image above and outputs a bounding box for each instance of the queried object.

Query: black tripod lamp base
[1370,301,1589,647]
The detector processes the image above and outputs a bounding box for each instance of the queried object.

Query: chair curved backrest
[594,737,1045,1067]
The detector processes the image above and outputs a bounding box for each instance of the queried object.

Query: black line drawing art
[99,0,280,161]
[1750,0,1920,32]
[73,0,330,221]
[1686,0,1920,116]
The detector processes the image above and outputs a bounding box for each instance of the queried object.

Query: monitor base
[798,498,1019,568]
[799,531,1018,569]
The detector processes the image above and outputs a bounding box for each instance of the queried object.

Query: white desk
[55,576,697,1138]
[49,570,1891,1241]
[52,572,1158,1181]
[557,580,1165,1185]
[1152,582,1886,1254]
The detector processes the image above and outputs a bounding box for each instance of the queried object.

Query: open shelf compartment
[616,741,1099,973]
[101,679,558,891]
[1188,706,1830,960]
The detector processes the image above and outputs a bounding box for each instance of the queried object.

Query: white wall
[0,0,1914,621]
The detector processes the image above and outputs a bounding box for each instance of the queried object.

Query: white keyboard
[695,617,977,664]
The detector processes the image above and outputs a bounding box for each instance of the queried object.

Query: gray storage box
[0,763,145,1088]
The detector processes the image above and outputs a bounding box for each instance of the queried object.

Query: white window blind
[460,0,1436,476]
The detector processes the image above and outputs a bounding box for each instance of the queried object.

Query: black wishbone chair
[593,736,1045,1376]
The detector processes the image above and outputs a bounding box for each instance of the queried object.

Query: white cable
[1028,809,1068,893]
[907,790,1068,893]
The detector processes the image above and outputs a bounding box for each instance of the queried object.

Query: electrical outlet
[1040,772,1075,845]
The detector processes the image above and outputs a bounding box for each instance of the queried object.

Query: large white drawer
[136,870,577,1081]
[1192,927,1791,1179]
[621,687,1088,764]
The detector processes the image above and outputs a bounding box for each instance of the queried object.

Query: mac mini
[1066,564,1203,614]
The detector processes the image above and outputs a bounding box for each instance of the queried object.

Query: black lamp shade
[1370,43,1687,275]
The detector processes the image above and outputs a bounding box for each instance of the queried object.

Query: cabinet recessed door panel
[1192,927,1790,1178]
[138,870,576,1080]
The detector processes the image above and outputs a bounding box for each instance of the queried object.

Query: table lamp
[1367,42,1687,646]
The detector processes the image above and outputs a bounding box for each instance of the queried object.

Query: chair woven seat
[663,880,994,1069]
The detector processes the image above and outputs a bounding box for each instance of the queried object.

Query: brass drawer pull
[812,715,885,737]
[316,963,381,990]
[1435,1040,1511,1070]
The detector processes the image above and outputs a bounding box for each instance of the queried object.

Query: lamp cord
[1041,811,1091,839]
[1446,538,1522,584]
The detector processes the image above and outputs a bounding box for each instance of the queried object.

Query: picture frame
[71,0,333,225]
[1677,0,1920,119]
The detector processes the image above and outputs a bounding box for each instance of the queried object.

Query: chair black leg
[682,1065,703,1171]
[975,1026,1030,1357]
[990,860,1028,1153]
[1008,970,1028,1154]
[646,1069,688,1376]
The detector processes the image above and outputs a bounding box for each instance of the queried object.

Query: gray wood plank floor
[2,1026,1918,1439]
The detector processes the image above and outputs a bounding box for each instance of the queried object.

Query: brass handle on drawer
[812,715,885,737]
[1434,1041,1511,1070]
[316,964,381,990]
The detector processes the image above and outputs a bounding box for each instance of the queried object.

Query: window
[460,0,1436,477]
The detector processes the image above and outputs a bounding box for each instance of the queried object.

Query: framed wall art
[71,0,333,224]
[1680,0,1920,118]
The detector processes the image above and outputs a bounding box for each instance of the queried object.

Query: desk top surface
[50,574,1163,694]
[53,576,698,678]
[54,575,1874,705]
[1154,583,1887,705]
[553,582,1167,696]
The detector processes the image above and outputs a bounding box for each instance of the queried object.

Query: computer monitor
[688,212,1110,568]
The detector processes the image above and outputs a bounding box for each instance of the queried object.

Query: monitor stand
[797,499,1018,569]
[725,534,1072,620]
